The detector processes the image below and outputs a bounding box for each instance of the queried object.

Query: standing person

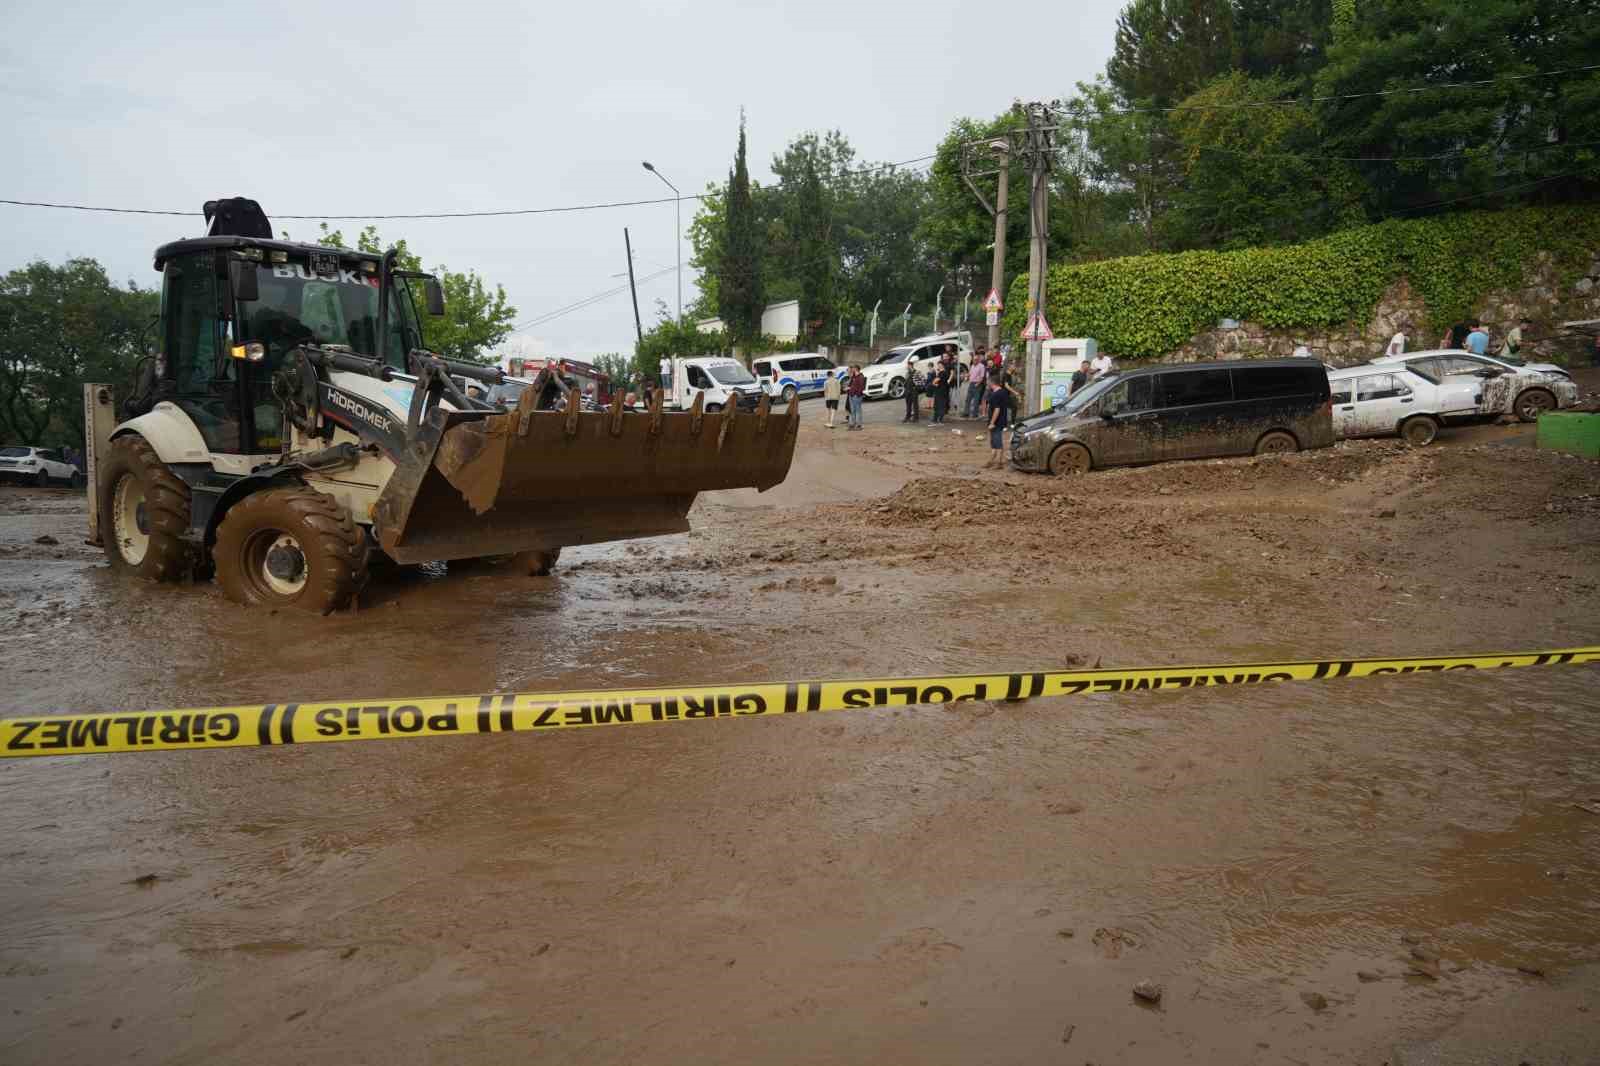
[929,358,950,424]
[1069,360,1089,395]
[985,370,1014,468]
[1465,320,1490,355]
[902,360,920,423]
[822,368,842,428]
[965,353,988,418]
[846,364,866,430]
[1443,321,1469,350]
[1090,350,1113,378]
[1386,322,1409,356]
[1501,317,1532,359]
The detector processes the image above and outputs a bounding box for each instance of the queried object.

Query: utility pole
[869,299,882,350]
[901,303,912,338]
[624,227,644,348]
[1020,102,1055,417]
[934,285,944,333]
[962,137,1011,353]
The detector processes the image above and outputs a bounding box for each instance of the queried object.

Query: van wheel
[706,403,723,413]
[1401,415,1439,446]
[35,469,49,489]
[781,384,797,403]
[1049,442,1092,475]
[888,377,907,400]
[1514,387,1555,423]
[1254,431,1298,456]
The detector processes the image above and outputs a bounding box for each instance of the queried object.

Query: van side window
[1233,366,1319,399]
[1101,375,1154,414]
[1158,368,1232,407]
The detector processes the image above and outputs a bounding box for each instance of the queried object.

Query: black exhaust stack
[202,197,273,238]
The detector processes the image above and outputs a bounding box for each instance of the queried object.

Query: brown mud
[2,376,1599,1064]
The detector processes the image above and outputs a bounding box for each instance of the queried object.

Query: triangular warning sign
[1022,312,1053,341]
[982,288,1002,313]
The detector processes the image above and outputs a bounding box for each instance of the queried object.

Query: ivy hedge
[1002,205,1600,359]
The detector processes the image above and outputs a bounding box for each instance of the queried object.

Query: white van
[752,353,842,402]
[658,357,766,412]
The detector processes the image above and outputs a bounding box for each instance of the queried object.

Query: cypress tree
[718,114,765,348]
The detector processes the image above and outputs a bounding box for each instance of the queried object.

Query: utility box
[1039,337,1098,410]
[1537,411,1600,458]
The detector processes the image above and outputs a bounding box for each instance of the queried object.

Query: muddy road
[2,392,1599,1064]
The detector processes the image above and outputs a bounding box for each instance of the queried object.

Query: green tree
[1165,71,1365,248]
[793,153,836,343]
[718,115,766,345]
[1314,0,1600,215]
[635,311,729,383]
[313,224,517,363]
[590,351,637,392]
[0,258,157,448]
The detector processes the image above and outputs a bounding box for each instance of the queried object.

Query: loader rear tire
[511,548,561,576]
[215,486,365,614]
[100,434,194,582]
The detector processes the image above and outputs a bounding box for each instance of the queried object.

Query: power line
[1193,137,1600,163]
[1391,168,1594,215]
[1047,63,1600,117]
[0,154,937,222]
[510,265,677,334]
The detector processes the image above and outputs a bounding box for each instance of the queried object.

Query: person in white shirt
[1089,353,1113,377]
[1386,330,1407,356]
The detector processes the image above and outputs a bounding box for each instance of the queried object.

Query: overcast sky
[4,0,1124,360]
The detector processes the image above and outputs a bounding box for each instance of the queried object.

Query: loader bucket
[371,391,799,564]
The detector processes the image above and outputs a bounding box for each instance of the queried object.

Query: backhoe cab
[85,197,798,613]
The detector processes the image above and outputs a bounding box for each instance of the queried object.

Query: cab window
[752,361,771,378]
[687,365,712,389]
[1330,380,1354,404]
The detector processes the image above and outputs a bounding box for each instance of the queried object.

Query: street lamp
[641,161,682,322]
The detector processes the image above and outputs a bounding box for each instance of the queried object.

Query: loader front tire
[100,434,193,582]
[215,487,365,614]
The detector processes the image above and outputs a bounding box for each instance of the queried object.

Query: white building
[696,299,801,342]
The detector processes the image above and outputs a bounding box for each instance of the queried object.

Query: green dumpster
[1537,411,1600,459]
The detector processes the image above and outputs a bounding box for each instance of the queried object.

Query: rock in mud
[1357,970,1384,983]
[1300,991,1329,1011]
[33,535,58,545]
[1132,980,1163,1004]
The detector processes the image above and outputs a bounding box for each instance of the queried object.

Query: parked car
[1009,359,1333,475]
[1368,349,1578,422]
[1327,365,1479,445]
[0,446,82,488]
[752,353,841,402]
[860,340,969,400]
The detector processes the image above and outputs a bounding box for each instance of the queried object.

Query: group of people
[820,344,1024,467]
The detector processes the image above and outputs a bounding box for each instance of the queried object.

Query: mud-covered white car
[1327,365,1479,445]
[1369,349,1577,422]
[0,446,82,488]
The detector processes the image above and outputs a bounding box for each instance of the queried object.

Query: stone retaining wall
[1166,253,1600,368]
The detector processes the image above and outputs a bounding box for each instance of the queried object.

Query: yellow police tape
[2,645,1596,759]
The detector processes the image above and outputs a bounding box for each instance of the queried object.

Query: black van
[1008,359,1333,475]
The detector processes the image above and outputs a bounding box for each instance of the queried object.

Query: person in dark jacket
[902,360,920,422]
[930,358,950,424]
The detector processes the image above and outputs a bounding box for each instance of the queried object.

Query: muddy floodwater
[3,388,1600,1064]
